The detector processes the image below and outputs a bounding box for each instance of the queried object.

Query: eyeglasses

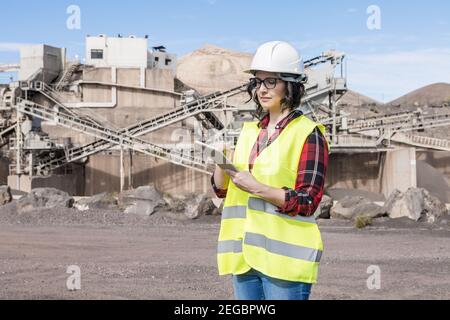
[249,77,280,90]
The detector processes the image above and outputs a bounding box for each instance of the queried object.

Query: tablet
[195,141,238,172]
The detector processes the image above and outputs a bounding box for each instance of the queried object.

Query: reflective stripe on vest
[217,240,243,254]
[244,232,322,263]
[218,234,322,263]
[248,197,317,224]
[221,206,247,220]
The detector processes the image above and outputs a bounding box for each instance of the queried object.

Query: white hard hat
[244,41,307,82]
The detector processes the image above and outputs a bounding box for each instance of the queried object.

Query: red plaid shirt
[211,110,329,217]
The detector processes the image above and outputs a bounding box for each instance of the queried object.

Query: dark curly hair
[246,78,305,121]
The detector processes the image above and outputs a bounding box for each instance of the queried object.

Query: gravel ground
[0,203,449,300]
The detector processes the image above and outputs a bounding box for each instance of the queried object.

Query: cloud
[346,48,450,102]
[347,8,358,13]
[291,34,399,54]
[0,42,35,52]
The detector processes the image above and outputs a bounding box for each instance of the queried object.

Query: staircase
[391,133,450,151]
[0,122,16,147]
[347,111,450,134]
[54,63,80,91]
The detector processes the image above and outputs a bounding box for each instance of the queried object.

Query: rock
[211,200,224,216]
[118,185,165,216]
[382,189,402,214]
[317,195,333,219]
[200,198,218,216]
[17,188,74,212]
[422,190,448,223]
[331,196,385,220]
[184,193,210,219]
[384,188,448,223]
[74,192,118,211]
[162,193,186,212]
[0,185,12,206]
[163,192,217,219]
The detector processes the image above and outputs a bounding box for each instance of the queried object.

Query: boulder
[331,196,385,220]
[317,195,333,219]
[118,185,165,216]
[163,192,218,219]
[200,198,218,216]
[184,193,210,219]
[0,185,12,206]
[162,193,186,212]
[384,188,448,223]
[382,189,402,214]
[74,192,118,211]
[17,188,74,212]
[211,199,224,216]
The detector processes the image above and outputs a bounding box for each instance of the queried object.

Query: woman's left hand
[226,170,262,194]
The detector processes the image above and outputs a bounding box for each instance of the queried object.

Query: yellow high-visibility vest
[217,115,328,284]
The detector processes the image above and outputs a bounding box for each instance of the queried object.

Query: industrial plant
[1,34,450,201]
[0,33,449,301]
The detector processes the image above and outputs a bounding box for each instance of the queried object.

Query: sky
[1,0,449,102]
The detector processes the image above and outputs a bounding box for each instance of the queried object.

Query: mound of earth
[176,44,252,105]
[388,83,450,107]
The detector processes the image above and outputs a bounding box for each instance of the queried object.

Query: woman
[211,41,329,300]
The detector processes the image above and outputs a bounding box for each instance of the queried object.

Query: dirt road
[0,209,449,300]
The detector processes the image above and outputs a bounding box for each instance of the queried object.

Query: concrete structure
[84,152,209,196]
[381,148,417,198]
[85,35,177,74]
[41,67,180,145]
[37,65,189,195]
[86,35,148,68]
[19,45,65,82]
[4,40,450,202]
[148,47,177,76]
[8,172,84,196]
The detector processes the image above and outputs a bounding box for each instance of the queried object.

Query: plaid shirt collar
[258,109,304,130]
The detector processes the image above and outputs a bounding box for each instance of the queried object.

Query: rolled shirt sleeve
[211,174,228,199]
[276,128,329,217]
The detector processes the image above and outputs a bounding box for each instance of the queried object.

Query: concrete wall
[326,149,450,201]
[84,152,212,196]
[325,152,384,194]
[86,36,148,68]
[8,170,84,196]
[82,67,180,141]
[326,149,417,199]
[42,67,180,146]
[19,44,65,82]
[381,148,417,198]
[148,51,177,75]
